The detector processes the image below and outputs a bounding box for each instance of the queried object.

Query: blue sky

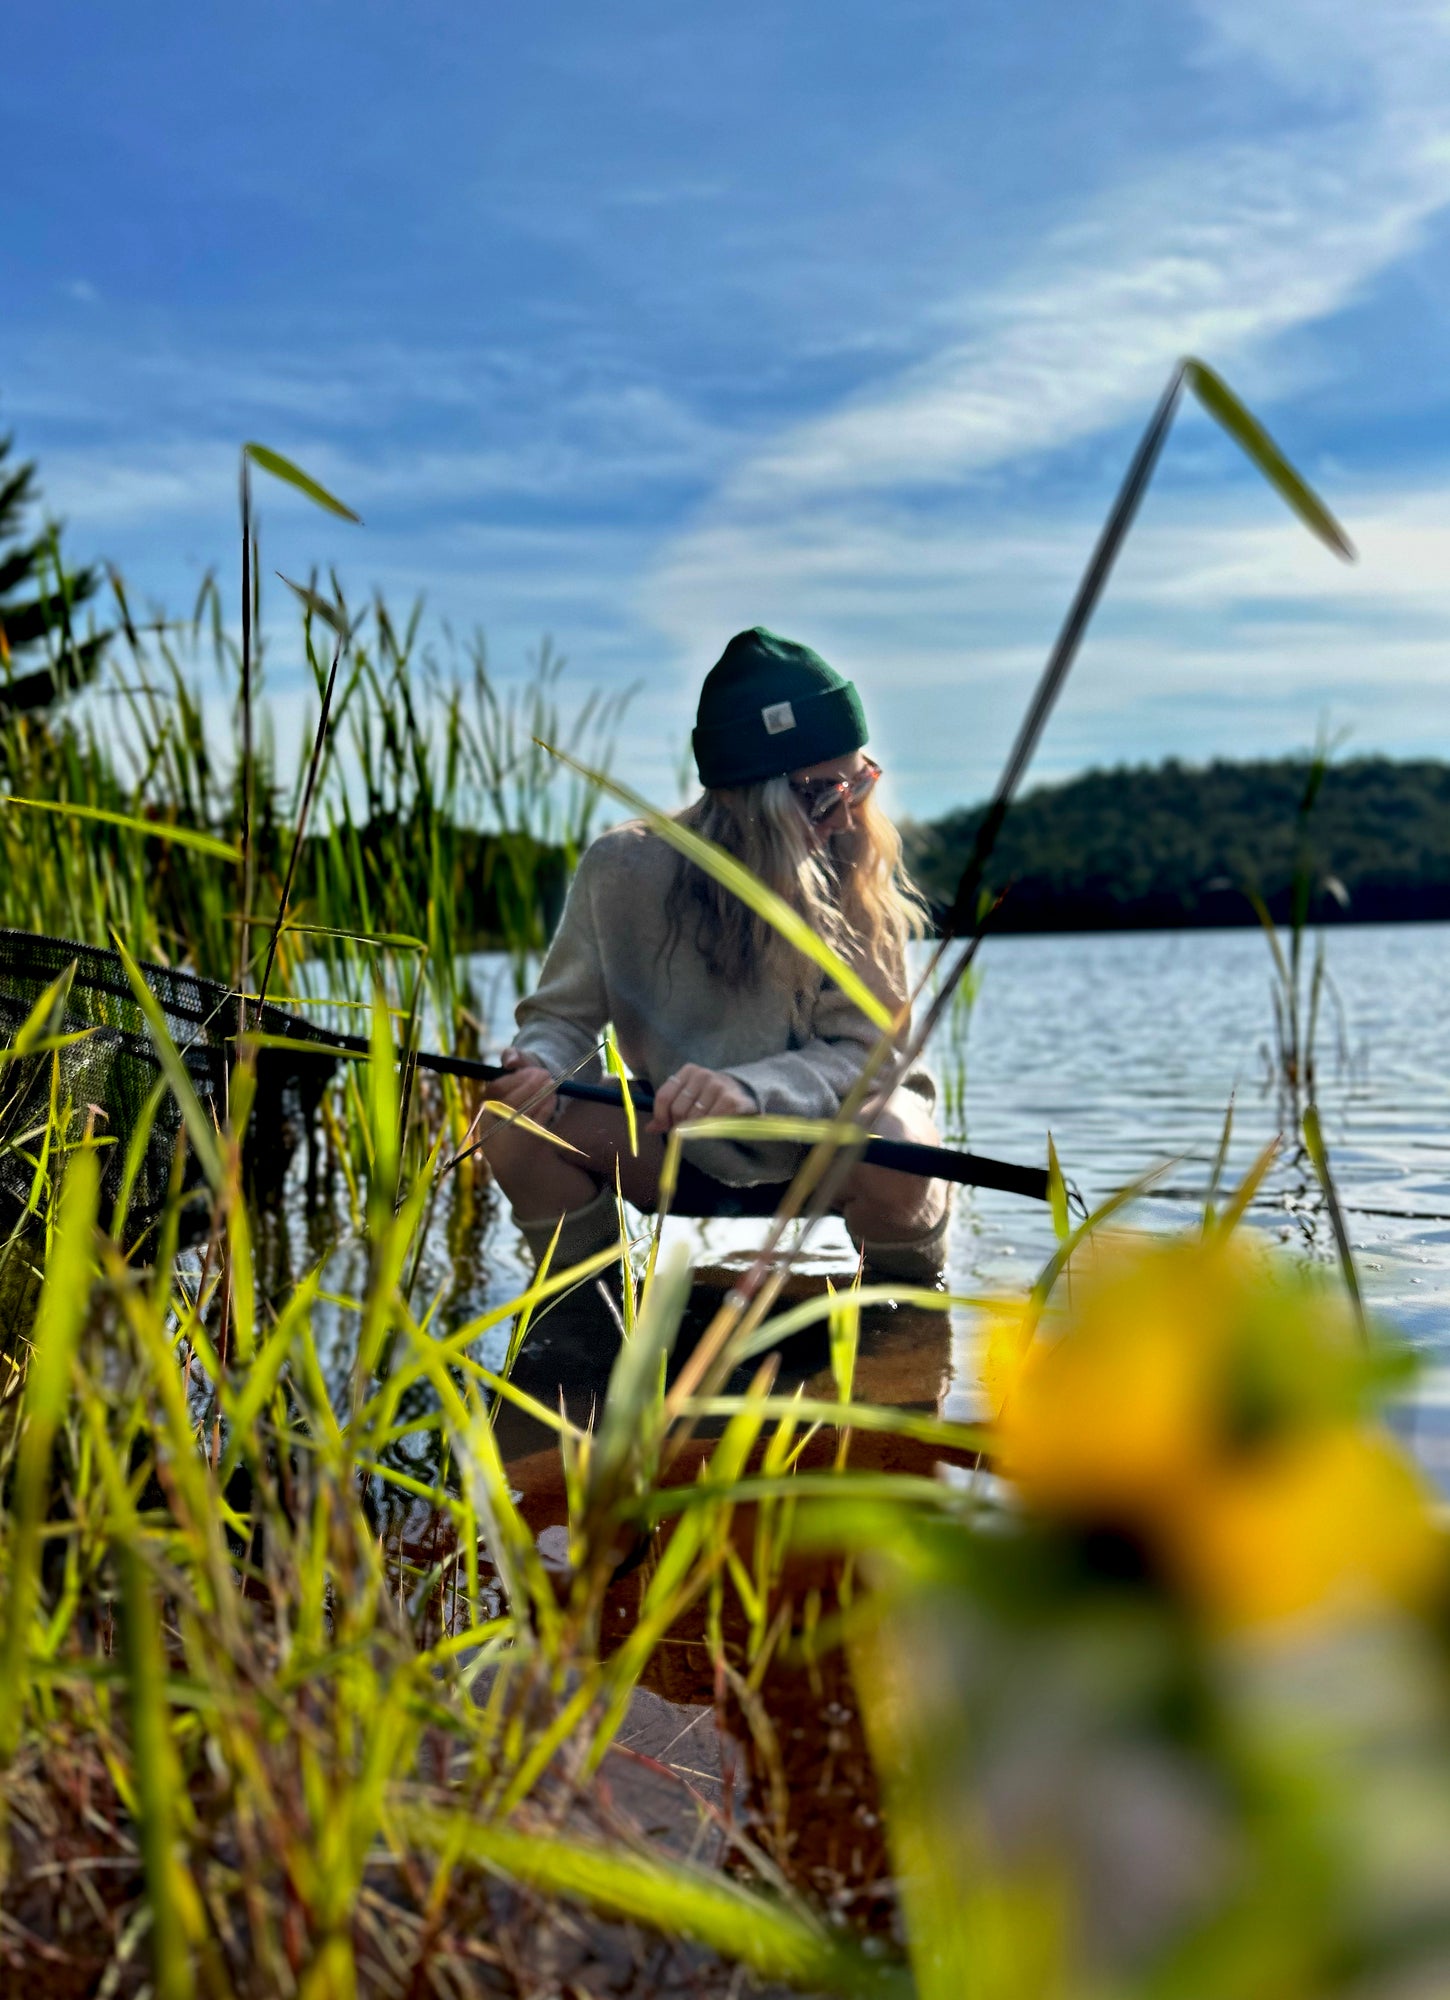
[8,0,1450,819]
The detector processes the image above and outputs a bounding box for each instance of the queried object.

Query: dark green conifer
[0,433,106,718]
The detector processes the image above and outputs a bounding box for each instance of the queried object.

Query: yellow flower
[984,1228,1444,1630]
[992,1239,1229,1519]
[1167,1428,1442,1631]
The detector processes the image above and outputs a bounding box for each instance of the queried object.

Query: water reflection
[411,1263,952,1484]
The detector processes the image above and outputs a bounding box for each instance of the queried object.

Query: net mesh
[0,928,336,1240]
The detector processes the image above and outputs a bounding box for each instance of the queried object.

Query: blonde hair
[662,776,930,1003]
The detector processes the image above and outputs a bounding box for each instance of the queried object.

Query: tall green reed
[1243,732,1350,1115]
[0,944,948,1996]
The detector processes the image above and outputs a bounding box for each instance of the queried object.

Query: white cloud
[643,1,1450,591]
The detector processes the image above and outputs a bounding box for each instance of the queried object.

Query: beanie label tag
[761,701,796,735]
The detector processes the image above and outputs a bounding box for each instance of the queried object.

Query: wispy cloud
[660,4,1450,527]
[642,466,1450,807]
[628,0,1450,808]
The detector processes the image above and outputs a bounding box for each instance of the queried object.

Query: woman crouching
[485,627,950,1286]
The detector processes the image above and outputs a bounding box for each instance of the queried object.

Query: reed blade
[1182,359,1356,560]
[255,622,345,1012]
[243,443,361,523]
[0,795,239,860]
[1304,1103,1368,1340]
[942,363,1187,941]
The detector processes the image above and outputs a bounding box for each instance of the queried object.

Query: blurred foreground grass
[5,1012,1448,1999]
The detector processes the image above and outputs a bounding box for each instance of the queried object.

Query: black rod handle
[550,1078,1048,1200]
[252,1030,1049,1202]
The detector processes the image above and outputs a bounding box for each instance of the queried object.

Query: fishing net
[0,928,338,1244]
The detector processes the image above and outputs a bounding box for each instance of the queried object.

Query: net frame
[0,928,337,1243]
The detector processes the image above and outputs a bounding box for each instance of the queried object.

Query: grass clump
[0,1013,937,1996]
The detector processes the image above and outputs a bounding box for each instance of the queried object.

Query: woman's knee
[840,1088,949,1239]
[842,1162,946,1236]
[486,1101,665,1215]
[481,1117,589,1215]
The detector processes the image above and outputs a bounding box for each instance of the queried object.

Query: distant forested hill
[902,757,1450,932]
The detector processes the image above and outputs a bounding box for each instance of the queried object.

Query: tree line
[903,756,1450,932]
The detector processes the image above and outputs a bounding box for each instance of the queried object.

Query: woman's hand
[488,1048,558,1127]
[648,1064,755,1135]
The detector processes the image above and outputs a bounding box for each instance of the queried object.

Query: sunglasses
[790,756,882,827]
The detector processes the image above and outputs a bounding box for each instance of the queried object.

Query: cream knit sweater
[511,821,934,1186]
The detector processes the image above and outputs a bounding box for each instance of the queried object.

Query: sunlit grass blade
[591,1241,692,1504]
[11,957,77,1056]
[366,984,401,1231]
[0,1027,100,1074]
[1,794,240,860]
[219,1269,322,1480]
[243,443,361,523]
[111,930,225,1191]
[827,1281,861,1469]
[1203,1092,1236,1231]
[642,1469,961,1522]
[1183,358,1356,560]
[731,1282,981,1363]
[504,1219,561,1377]
[686,1392,991,1457]
[257,621,345,1011]
[395,1808,912,1999]
[119,1545,203,2000]
[1046,1133,1070,1244]
[1304,1104,1367,1340]
[1216,1133,1281,1234]
[603,1030,637,1157]
[405,1328,555,1635]
[0,1145,98,1758]
[273,921,428,951]
[473,1098,586,1154]
[1030,1159,1175,1316]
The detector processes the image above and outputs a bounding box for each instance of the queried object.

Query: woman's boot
[514,1183,620,1277]
[847,1194,952,1287]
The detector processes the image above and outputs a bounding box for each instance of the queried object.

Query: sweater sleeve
[720,947,903,1119]
[510,847,609,1083]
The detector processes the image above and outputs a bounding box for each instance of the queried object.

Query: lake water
[459,921,1450,1476]
[953,922,1450,1315]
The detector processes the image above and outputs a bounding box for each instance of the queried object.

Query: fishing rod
[246,1017,1051,1202]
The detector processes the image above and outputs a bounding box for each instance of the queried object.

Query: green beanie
[691,627,868,789]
